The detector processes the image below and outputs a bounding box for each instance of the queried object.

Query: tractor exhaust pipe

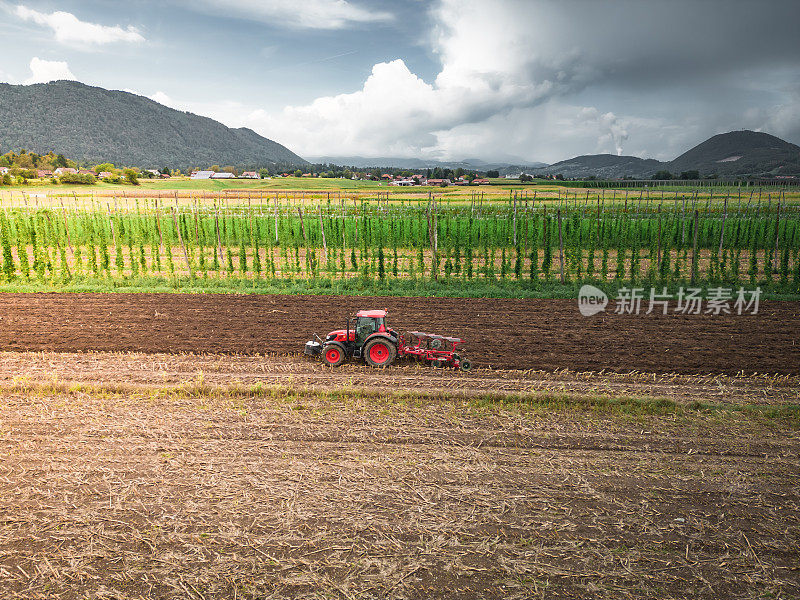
[346,318,350,343]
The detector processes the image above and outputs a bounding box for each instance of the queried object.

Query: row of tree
[653,170,703,180]
[0,150,74,170]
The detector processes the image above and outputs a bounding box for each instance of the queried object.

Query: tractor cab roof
[356,309,387,318]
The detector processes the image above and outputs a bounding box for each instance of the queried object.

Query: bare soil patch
[0,293,798,374]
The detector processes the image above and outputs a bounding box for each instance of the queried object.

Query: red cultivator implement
[402,332,471,370]
[305,309,472,370]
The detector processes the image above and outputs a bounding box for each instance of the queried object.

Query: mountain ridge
[534,131,800,179]
[0,80,307,169]
[1,81,797,178]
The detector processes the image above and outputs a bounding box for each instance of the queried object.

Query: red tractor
[304,309,471,370]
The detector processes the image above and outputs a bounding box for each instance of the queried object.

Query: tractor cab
[354,309,388,345]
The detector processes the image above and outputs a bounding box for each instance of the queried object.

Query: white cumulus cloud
[23,57,76,84]
[183,0,392,30]
[148,91,177,108]
[15,5,144,46]
[234,0,594,160]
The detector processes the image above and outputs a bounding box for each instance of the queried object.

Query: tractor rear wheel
[322,345,345,367]
[364,339,396,368]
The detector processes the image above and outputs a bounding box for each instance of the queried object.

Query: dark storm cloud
[517,0,800,88]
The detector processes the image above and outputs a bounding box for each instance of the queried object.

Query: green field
[0,190,797,299]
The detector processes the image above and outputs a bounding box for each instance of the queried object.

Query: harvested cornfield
[0,376,797,599]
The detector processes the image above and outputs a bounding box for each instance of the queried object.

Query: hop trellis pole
[173,194,194,279]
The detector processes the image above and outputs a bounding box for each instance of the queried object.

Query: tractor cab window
[355,317,382,345]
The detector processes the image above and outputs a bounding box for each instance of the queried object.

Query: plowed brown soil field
[1,293,798,374]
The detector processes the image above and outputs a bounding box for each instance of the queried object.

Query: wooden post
[557,208,565,284]
[680,194,686,245]
[596,195,601,244]
[214,203,224,265]
[691,209,699,285]
[656,204,662,269]
[318,205,327,263]
[193,199,200,242]
[274,193,279,244]
[155,198,164,252]
[427,196,438,280]
[173,196,194,278]
[774,194,782,260]
[59,198,74,253]
[108,201,116,247]
[719,196,727,254]
[341,197,347,259]
[297,206,306,241]
[512,192,517,246]
[247,197,253,243]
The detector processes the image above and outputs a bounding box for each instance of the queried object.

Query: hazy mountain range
[309,132,800,177]
[533,131,800,179]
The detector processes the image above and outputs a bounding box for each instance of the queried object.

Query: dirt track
[0,293,798,374]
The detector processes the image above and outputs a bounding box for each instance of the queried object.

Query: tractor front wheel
[364,339,397,368]
[323,345,346,367]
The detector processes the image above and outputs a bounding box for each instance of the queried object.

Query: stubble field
[0,292,798,599]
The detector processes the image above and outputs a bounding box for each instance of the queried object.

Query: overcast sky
[0,0,798,163]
